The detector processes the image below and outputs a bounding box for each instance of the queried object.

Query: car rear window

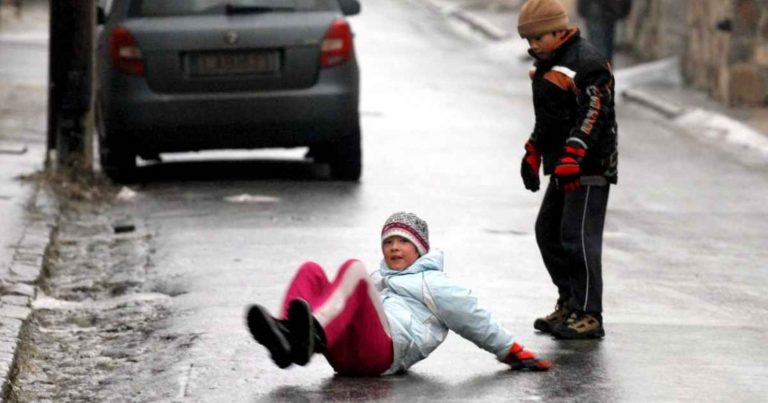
[132,0,335,17]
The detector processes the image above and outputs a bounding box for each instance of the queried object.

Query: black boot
[551,311,605,339]
[246,304,292,369]
[533,302,571,333]
[287,298,325,366]
[313,319,326,354]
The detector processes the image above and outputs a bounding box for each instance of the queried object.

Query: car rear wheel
[96,100,136,183]
[325,122,361,181]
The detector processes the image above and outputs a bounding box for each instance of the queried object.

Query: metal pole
[46,0,95,174]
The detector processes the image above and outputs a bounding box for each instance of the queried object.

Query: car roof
[104,0,339,18]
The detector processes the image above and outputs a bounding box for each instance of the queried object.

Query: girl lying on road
[245,212,551,375]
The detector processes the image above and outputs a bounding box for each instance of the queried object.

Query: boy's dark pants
[535,179,610,315]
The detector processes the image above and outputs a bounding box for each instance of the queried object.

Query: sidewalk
[420,0,768,159]
[0,0,55,400]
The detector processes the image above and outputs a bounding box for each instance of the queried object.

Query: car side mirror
[97,6,107,25]
[338,0,360,16]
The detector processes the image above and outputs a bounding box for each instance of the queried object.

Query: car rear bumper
[99,63,359,154]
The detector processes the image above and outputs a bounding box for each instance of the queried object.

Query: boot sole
[288,299,314,366]
[533,319,552,333]
[534,317,569,333]
[552,327,606,340]
[246,305,292,369]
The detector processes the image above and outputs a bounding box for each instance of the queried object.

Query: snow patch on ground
[224,194,281,204]
[33,292,172,311]
[675,108,768,158]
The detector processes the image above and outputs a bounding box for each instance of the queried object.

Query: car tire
[96,100,136,183]
[327,121,361,181]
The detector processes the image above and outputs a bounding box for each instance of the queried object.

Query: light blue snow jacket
[370,250,514,374]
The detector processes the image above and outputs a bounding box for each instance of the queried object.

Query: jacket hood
[378,250,444,277]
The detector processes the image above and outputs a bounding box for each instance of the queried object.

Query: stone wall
[622,0,768,106]
[621,0,687,60]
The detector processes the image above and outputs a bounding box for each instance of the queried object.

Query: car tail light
[110,27,145,76]
[321,19,353,68]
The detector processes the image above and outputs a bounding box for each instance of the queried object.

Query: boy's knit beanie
[381,212,430,256]
[517,0,570,38]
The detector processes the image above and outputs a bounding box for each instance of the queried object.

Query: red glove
[504,342,551,371]
[520,140,541,192]
[553,143,586,192]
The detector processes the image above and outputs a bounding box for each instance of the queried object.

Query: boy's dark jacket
[528,29,618,183]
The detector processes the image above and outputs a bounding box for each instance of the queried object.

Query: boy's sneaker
[551,312,605,339]
[533,303,570,333]
[246,304,292,369]
[287,298,315,366]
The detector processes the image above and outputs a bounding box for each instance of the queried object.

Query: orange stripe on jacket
[544,70,576,93]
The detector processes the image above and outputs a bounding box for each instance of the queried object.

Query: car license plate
[187,51,280,77]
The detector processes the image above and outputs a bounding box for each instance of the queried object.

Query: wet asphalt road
[13,0,768,401]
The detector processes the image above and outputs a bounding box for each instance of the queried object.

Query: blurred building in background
[621,0,768,107]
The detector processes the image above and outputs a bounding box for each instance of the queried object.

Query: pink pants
[281,259,394,375]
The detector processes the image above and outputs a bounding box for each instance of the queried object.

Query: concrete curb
[451,9,511,41]
[420,0,512,40]
[622,88,686,118]
[625,87,768,157]
[0,182,58,402]
[674,108,768,158]
[616,58,768,158]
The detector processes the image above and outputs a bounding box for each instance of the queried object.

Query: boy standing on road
[517,0,618,339]
[245,212,551,374]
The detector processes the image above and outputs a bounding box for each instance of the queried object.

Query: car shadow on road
[130,158,336,183]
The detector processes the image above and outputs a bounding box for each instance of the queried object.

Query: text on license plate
[188,51,280,76]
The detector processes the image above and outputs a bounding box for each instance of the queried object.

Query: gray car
[95,0,362,181]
